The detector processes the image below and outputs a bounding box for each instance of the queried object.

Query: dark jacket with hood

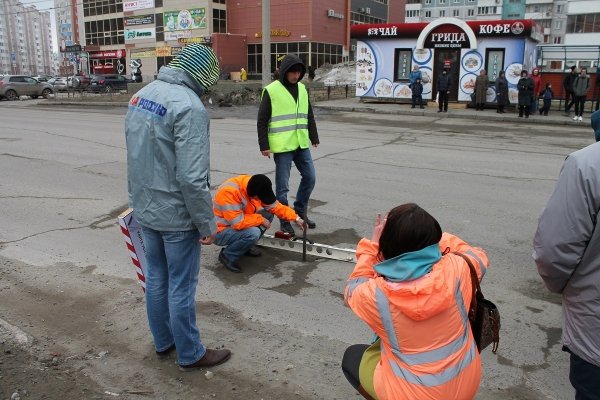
[257,54,319,152]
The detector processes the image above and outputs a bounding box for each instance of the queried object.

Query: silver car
[0,75,54,100]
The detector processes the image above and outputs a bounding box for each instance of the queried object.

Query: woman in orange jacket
[342,203,488,400]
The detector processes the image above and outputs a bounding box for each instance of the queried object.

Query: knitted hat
[168,44,220,89]
[247,174,276,204]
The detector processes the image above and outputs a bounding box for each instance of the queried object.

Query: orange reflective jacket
[344,233,488,400]
[213,175,297,233]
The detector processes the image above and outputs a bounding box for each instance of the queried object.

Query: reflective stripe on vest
[263,202,277,211]
[375,278,476,387]
[345,278,369,300]
[264,81,310,153]
[216,180,247,227]
[464,249,487,277]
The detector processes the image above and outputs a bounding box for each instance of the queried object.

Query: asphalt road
[0,99,594,399]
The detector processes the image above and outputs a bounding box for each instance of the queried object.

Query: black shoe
[411,106,415,108]
[443,110,447,112]
[438,109,442,113]
[156,344,175,357]
[179,348,231,371]
[280,221,295,236]
[218,249,241,273]
[245,246,262,257]
[294,210,316,229]
[420,106,424,109]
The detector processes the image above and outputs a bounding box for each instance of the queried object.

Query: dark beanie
[247,174,276,204]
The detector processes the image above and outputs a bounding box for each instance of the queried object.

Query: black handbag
[455,252,500,354]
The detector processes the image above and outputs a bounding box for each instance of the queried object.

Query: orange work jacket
[344,233,489,400]
[213,175,297,233]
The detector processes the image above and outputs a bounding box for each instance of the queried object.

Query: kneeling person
[214,174,305,273]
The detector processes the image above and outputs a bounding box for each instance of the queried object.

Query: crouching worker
[342,203,488,400]
[213,174,306,273]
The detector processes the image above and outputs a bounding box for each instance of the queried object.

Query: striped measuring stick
[118,208,147,292]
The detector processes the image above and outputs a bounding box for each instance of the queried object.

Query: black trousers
[518,105,530,117]
[342,344,368,390]
[574,96,587,117]
[411,95,423,107]
[438,91,449,111]
[568,351,600,400]
[565,91,576,112]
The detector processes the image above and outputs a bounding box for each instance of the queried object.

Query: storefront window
[394,49,412,82]
[485,49,505,82]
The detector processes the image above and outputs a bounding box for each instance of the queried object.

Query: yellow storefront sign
[177,37,208,44]
[130,48,156,58]
[155,46,171,57]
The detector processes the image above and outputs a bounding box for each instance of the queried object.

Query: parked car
[0,75,54,100]
[71,74,96,90]
[33,75,53,82]
[87,74,132,93]
[50,76,73,92]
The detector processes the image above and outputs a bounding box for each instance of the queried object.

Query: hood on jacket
[532,67,540,75]
[374,243,441,282]
[157,66,206,97]
[278,54,306,83]
[592,109,600,142]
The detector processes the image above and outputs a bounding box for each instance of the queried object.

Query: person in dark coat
[474,69,489,111]
[562,66,578,114]
[436,68,452,112]
[538,82,554,116]
[495,71,509,114]
[411,78,424,109]
[517,70,534,118]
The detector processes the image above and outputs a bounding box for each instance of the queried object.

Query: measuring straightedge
[256,234,357,263]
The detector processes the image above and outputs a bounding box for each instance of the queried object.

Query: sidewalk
[314,97,596,127]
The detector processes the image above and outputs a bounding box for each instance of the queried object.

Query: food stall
[351,18,543,104]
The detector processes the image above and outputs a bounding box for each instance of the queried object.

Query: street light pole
[261,0,271,88]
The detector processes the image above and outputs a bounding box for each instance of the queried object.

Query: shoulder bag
[454,252,500,354]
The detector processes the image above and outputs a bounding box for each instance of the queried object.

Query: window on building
[406,10,420,18]
[425,10,432,18]
[439,9,446,17]
[393,49,412,82]
[554,20,562,30]
[439,0,446,4]
[468,9,475,16]
[453,9,460,17]
[556,4,564,13]
[213,8,226,33]
[567,13,600,34]
[155,13,163,41]
[425,0,432,5]
[553,36,561,44]
[213,0,226,3]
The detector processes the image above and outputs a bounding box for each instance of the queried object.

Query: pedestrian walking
[495,70,509,113]
[257,54,320,237]
[538,82,554,116]
[562,66,577,114]
[572,68,591,122]
[517,70,534,118]
[474,69,489,111]
[533,141,600,400]
[342,204,488,400]
[529,67,542,114]
[436,68,451,112]
[411,78,424,109]
[125,44,231,370]
[213,174,305,273]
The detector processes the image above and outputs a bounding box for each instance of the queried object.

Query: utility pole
[261,0,271,88]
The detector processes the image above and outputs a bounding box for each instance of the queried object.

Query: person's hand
[312,143,319,148]
[200,233,216,245]
[261,150,271,159]
[294,217,307,232]
[261,217,271,229]
[371,213,387,243]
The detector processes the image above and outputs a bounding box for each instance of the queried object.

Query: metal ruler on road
[257,234,356,263]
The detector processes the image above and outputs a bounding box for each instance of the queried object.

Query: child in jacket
[411,78,424,109]
[538,83,554,116]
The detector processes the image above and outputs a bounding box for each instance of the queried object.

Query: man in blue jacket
[125,44,231,371]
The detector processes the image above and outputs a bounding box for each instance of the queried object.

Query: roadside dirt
[0,255,356,400]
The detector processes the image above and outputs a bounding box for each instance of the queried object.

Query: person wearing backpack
[572,67,591,122]
[538,82,554,116]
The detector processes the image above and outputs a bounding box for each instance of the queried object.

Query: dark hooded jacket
[257,54,319,151]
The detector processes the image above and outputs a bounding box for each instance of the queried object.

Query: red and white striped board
[118,208,147,292]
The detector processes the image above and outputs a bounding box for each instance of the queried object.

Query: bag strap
[453,252,483,317]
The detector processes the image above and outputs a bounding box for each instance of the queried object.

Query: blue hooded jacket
[592,109,600,142]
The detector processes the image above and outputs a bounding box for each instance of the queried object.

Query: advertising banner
[124,14,154,26]
[90,49,125,58]
[125,27,156,42]
[164,30,192,41]
[123,0,154,12]
[130,48,156,58]
[164,8,207,31]
[177,36,212,44]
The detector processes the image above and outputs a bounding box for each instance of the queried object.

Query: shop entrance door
[433,49,461,101]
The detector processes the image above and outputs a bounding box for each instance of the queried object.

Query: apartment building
[0,0,54,75]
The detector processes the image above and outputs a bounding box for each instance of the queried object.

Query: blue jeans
[215,212,272,261]
[273,147,316,217]
[141,226,206,366]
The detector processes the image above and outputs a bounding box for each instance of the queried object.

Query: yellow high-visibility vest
[263,81,310,153]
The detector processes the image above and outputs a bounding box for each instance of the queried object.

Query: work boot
[218,249,241,273]
[245,246,262,257]
[280,220,295,236]
[294,209,316,229]
[178,348,231,371]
